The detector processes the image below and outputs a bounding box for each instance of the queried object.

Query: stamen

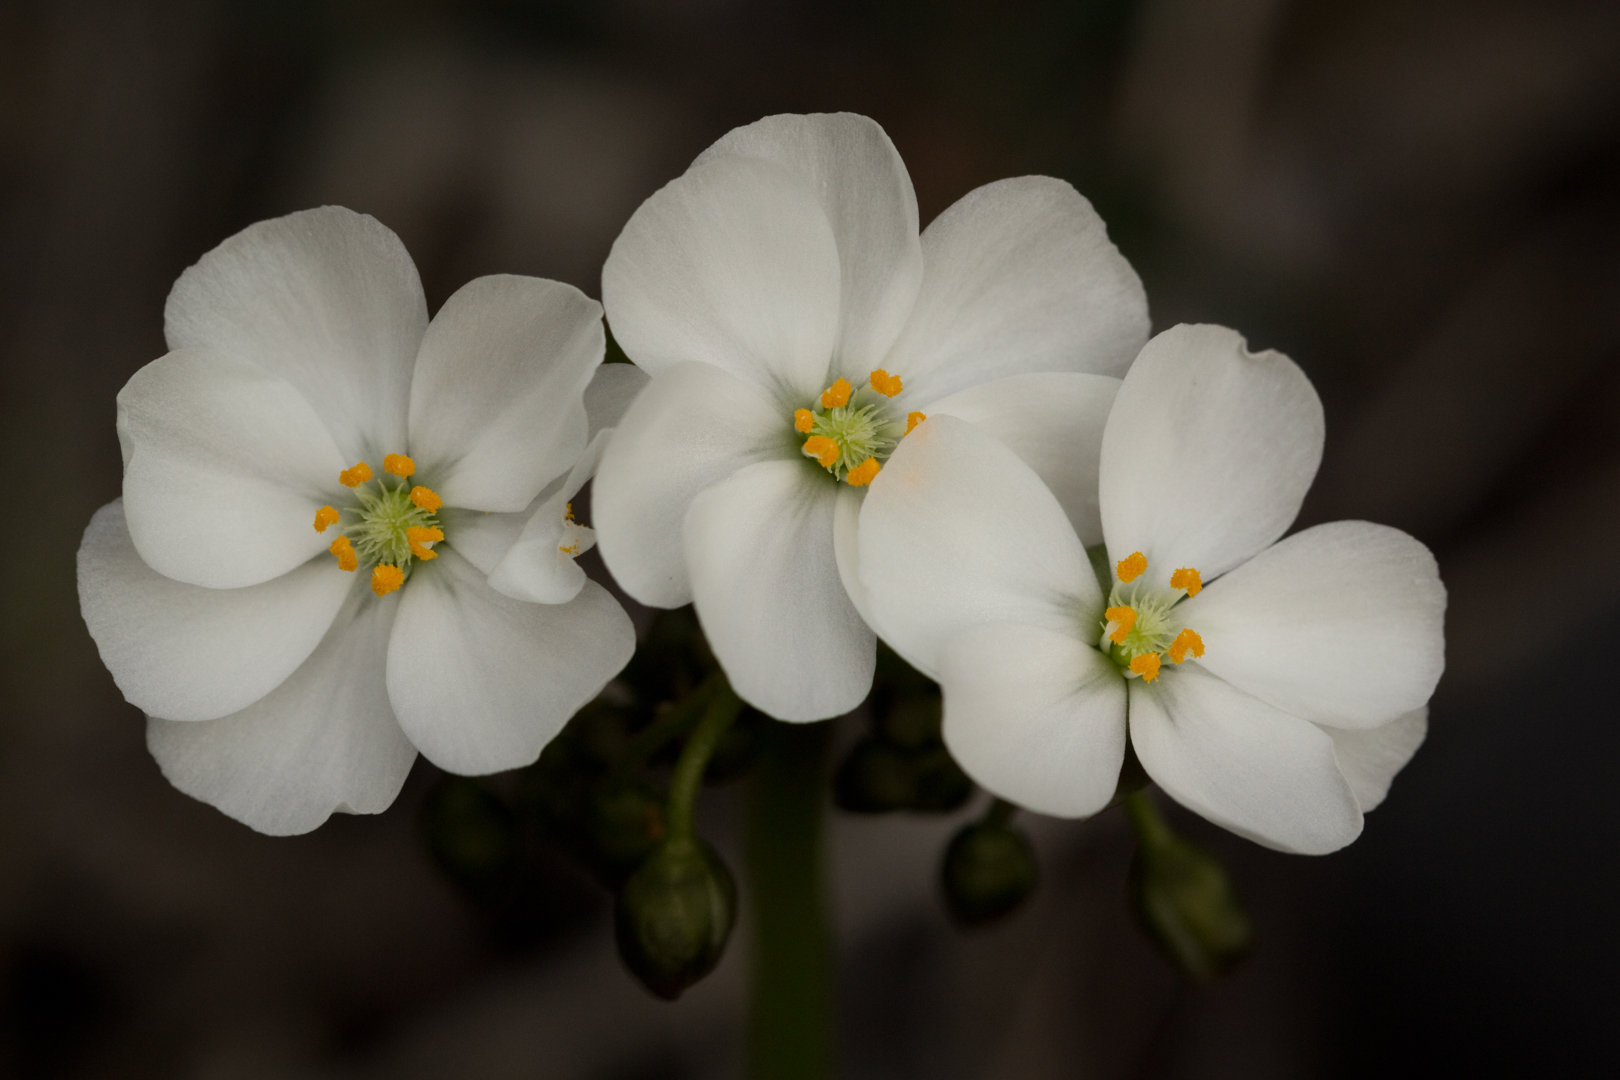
[384,453,415,478]
[409,485,442,513]
[313,505,340,532]
[1170,567,1203,596]
[906,411,926,434]
[1169,629,1204,664]
[846,458,880,487]
[794,408,814,433]
[329,535,358,572]
[1129,653,1162,682]
[820,379,851,409]
[869,369,903,397]
[1116,551,1147,582]
[564,502,576,522]
[802,435,839,469]
[406,526,443,561]
[1104,605,1137,645]
[339,462,373,487]
[371,564,404,597]
[559,541,581,556]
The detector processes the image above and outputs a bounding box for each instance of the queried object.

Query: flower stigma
[1099,554,1207,680]
[792,370,915,484]
[325,458,445,587]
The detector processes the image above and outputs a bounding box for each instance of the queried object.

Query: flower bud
[940,820,1038,926]
[910,745,974,812]
[420,777,517,899]
[615,837,737,1000]
[586,777,666,887]
[833,737,917,812]
[1128,832,1252,981]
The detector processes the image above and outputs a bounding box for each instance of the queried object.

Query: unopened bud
[1127,815,1251,981]
[834,737,917,812]
[910,745,973,812]
[614,837,737,1000]
[587,777,666,887]
[941,819,1038,926]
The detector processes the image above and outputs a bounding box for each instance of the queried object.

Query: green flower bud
[420,777,517,899]
[615,837,737,1000]
[1125,796,1252,981]
[834,737,917,812]
[941,818,1038,926]
[910,745,974,812]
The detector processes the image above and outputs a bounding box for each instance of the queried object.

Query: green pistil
[344,479,440,569]
[1103,584,1179,668]
[802,396,904,480]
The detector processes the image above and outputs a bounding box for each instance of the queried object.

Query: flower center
[792,369,925,486]
[313,453,445,596]
[1099,551,1205,682]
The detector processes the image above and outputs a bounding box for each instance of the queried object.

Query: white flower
[593,112,1149,721]
[858,324,1446,854]
[77,206,641,835]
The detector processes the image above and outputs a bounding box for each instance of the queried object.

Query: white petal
[1129,666,1363,855]
[584,362,652,440]
[857,415,1100,680]
[164,206,426,463]
[1100,324,1324,587]
[438,505,529,577]
[407,275,597,512]
[684,460,873,721]
[387,549,636,775]
[78,500,352,722]
[118,349,348,588]
[1182,521,1446,729]
[1325,708,1428,813]
[925,372,1121,546]
[601,154,841,401]
[939,622,1127,818]
[883,176,1149,402]
[832,483,877,630]
[146,586,415,836]
[698,113,923,372]
[593,362,785,608]
[486,429,612,604]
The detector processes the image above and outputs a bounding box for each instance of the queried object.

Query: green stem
[747,719,834,1080]
[1122,789,1173,850]
[664,678,741,840]
[616,673,721,779]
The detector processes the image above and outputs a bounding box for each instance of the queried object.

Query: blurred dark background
[3,0,1620,1076]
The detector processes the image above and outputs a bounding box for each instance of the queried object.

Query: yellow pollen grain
[793,408,814,433]
[820,379,851,409]
[846,458,881,487]
[371,564,405,597]
[313,505,340,532]
[384,453,415,477]
[406,525,444,561]
[906,411,926,434]
[1170,567,1203,596]
[328,535,358,572]
[1129,653,1162,682]
[1104,605,1137,644]
[564,502,575,522]
[1170,628,1205,664]
[339,462,373,487]
[802,435,839,469]
[1116,551,1147,582]
[869,369,903,397]
[559,541,580,556]
[409,485,442,513]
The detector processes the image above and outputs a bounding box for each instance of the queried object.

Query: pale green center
[346,479,441,569]
[807,402,903,478]
[1102,584,1180,667]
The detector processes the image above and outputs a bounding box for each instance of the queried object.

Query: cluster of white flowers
[79,114,1444,850]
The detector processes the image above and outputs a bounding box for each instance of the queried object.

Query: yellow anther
[1169,628,1205,664]
[802,435,839,469]
[559,541,581,556]
[564,502,576,522]
[408,485,442,513]
[1104,605,1137,644]
[1170,567,1203,596]
[384,453,415,477]
[846,458,880,487]
[339,462,373,487]
[313,505,340,532]
[820,378,851,409]
[406,525,444,561]
[371,564,404,597]
[794,408,815,433]
[1116,551,1147,582]
[906,411,926,434]
[328,535,358,572]
[1129,653,1162,682]
[869,369,903,397]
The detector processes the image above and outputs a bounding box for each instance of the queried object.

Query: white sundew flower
[593,112,1149,721]
[76,206,644,835]
[858,324,1446,854]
